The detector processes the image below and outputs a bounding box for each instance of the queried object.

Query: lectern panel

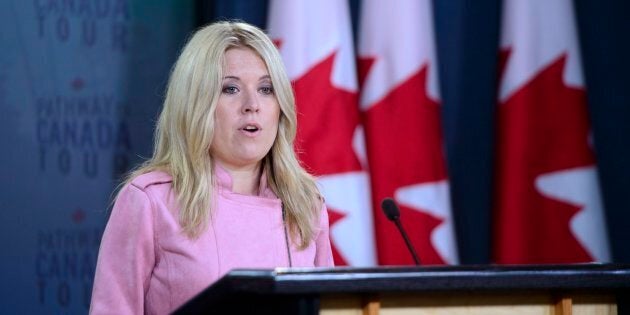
[319,292,617,315]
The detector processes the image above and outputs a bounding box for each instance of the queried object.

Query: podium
[174,264,630,315]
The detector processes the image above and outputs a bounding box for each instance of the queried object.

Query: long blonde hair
[128,21,321,249]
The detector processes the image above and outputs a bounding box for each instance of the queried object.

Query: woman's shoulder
[113,170,175,209]
[128,170,173,191]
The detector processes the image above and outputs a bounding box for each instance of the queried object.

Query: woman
[90,21,334,314]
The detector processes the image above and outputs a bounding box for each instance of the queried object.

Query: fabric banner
[267,0,377,266]
[358,0,458,265]
[0,1,194,313]
[493,0,610,263]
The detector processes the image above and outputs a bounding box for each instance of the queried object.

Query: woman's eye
[259,86,274,95]
[222,86,239,94]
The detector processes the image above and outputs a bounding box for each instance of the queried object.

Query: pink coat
[90,166,334,314]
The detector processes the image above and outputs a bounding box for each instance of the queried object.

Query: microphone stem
[394,219,421,266]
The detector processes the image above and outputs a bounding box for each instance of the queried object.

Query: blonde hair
[127,21,321,249]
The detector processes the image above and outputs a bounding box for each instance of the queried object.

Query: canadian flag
[268,0,377,266]
[358,0,458,265]
[493,0,611,263]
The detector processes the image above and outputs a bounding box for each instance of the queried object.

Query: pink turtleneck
[89,165,334,314]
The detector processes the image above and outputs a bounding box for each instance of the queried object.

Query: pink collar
[214,162,277,199]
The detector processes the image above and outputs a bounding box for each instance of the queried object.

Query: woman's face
[210,47,281,171]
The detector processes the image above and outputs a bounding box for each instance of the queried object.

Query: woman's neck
[218,162,262,195]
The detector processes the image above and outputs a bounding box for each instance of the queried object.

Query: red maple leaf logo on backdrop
[360,58,449,265]
[292,52,363,266]
[494,51,596,263]
[72,208,86,223]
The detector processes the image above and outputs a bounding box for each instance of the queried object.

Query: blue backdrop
[1,0,628,314]
[0,1,195,313]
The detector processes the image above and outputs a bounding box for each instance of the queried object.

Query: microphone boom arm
[393,217,421,265]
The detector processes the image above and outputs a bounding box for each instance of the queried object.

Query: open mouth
[242,125,260,133]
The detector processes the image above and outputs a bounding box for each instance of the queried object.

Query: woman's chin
[217,154,266,170]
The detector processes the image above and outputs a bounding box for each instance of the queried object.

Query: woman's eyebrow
[222,75,271,81]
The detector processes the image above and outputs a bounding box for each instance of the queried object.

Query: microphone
[381,198,421,265]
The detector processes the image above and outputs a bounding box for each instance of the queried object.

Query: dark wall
[574,0,630,263]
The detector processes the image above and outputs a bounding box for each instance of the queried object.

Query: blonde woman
[90,21,334,314]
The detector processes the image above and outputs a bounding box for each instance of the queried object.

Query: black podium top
[174,264,630,314]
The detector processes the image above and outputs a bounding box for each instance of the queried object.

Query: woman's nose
[241,90,260,113]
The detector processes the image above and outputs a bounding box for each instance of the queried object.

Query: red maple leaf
[273,39,282,49]
[327,208,349,265]
[292,52,362,176]
[493,51,596,263]
[360,58,449,265]
[292,51,363,266]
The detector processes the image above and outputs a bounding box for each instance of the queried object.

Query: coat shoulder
[130,171,173,190]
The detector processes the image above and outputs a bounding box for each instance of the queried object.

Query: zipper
[281,205,293,267]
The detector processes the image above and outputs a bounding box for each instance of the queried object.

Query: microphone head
[381,198,400,221]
